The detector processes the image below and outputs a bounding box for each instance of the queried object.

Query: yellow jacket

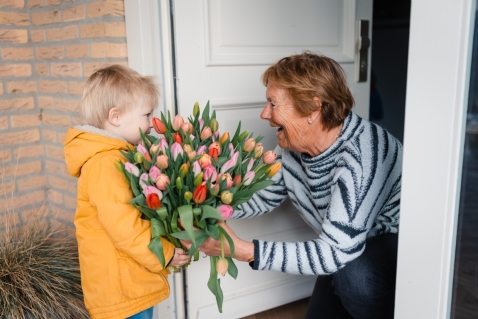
[63,127,174,319]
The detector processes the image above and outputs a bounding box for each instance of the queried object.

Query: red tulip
[146,193,161,209]
[193,183,208,204]
[173,132,183,144]
[152,117,166,134]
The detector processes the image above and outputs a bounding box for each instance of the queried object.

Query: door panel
[173,1,372,317]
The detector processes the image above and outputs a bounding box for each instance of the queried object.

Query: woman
[187,52,402,319]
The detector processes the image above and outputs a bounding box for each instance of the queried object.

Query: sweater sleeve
[87,153,175,273]
[233,146,288,219]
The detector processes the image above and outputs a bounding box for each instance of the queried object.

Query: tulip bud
[182,122,194,135]
[139,173,149,189]
[244,171,255,186]
[150,144,160,155]
[193,101,200,117]
[208,147,219,161]
[159,137,169,154]
[200,127,212,141]
[152,117,167,134]
[209,118,219,133]
[143,152,152,170]
[262,150,277,164]
[172,114,184,131]
[173,132,183,144]
[114,161,123,173]
[179,163,189,178]
[143,186,162,198]
[176,176,183,190]
[155,154,169,170]
[157,207,168,219]
[198,154,212,169]
[266,162,282,178]
[183,144,193,153]
[210,183,220,196]
[125,162,140,177]
[197,145,206,155]
[193,184,207,204]
[146,193,161,209]
[187,151,197,160]
[171,142,184,161]
[218,173,233,188]
[203,166,217,182]
[134,152,144,164]
[254,143,264,158]
[184,191,193,203]
[155,174,170,190]
[193,207,202,217]
[216,258,229,276]
[219,132,229,144]
[220,190,233,204]
[243,138,256,153]
[238,130,249,142]
[233,174,242,186]
[217,204,233,220]
[194,172,204,187]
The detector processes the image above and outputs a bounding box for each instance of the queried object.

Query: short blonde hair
[262,52,354,130]
[80,64,160,128]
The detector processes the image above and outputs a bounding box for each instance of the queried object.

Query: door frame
[124,1,477,318]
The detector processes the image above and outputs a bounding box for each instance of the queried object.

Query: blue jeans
[306,233,398,319]
[126,307,153,319]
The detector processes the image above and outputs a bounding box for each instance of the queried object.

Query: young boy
[63,65,190,319]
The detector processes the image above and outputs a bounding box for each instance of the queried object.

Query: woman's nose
[260,104,271,120]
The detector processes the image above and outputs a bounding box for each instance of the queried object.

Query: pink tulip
[244,171,255,186]
[143,185,162,199]
[243,138,256,153]
[198,154,212,169]
[208,142,221,155]
[156,154,169,170]
[159,137,169,153]
[217,204,233,220]
[203,166,217,182]
[190,134,195,141]
[155,174,170,190]
[246,158,254,172]
[125,162,139,177]
[197,145,206,155]
[218,173,233,188]
[263,150,277,164]
[199,119,204,131]
[137,143,148,155]
[182,122,193,135]
[149,166,160,181]
[172,114,184,131]
[171,142,184,161]
[220,151,239,174]
[139,173,149,189]
[200,127,212,141]
[193,161,201,177]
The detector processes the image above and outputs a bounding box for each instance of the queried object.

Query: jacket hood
[63,126,132,178]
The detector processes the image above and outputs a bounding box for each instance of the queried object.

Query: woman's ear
[108,107,121,127]
[308,97,323,123]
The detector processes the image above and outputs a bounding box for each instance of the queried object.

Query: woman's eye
[146,113,152,117]
[271,103,277,108]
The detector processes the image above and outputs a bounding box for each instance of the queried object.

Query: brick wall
[0,0,128,231]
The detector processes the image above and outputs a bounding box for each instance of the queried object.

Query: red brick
[0,97,34,111]
[87,0,124,18]
[39,80,67,93]
[80,22,126,38]
[0,190,46,211]
[47,189,63,204]
[0,180,15,194]
[54,97,79,112]
[48,175,76,194]
[0,63,31,77]
[14,144,44,159]
[45,0,73,5]
[0,116,7,130]
[42,129,56,143]
[63,193,77,209]
[47,25,77,41]
[42,113,70,127]
[36,45,63,59]
[65,43,88,58]
[45,144,65,161]
[0,29,28,43]
[51,62,81,77]
[71,116,82,126]
[18,175,47,191]
[2,47,33,60]
[0,149,12,162]
[91,42,127,58]
[38,96,54,110]
[27,0,41,8]
[31,29,45,42]
[7,81,37,93]
[1,0,25,9]
[32,10,61,25]
[68,81,85,95]
[0,11,29,25]
[62,4,85,22]
[35,63,49,76]
[11,113,41,128]
[0,161,42,179]
[0,129,40,146]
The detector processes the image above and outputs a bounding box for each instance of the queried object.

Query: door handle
[356,20,370,82]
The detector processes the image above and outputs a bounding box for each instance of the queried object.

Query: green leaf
[178,205,195,246]
[199,205,223,222]
[148,237,166,268]
[226,257,238,279]
[230,180,276,206]
[129,173,141,197]
[205,223,220,240]
[151,218,166,237]
[202,101,211,124]
[231,121,242,145]
[171,208,179,232]
[219,225,235,258]
[187,234,209,256]
[171,229,207,240]
[207,256,223,313]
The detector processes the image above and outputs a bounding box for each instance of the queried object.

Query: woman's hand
[180,221,254,262]
[168,248,191,268]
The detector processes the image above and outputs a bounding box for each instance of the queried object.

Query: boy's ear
[108,107,121,127]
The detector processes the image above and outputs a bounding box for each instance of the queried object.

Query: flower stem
[220,233,225,259]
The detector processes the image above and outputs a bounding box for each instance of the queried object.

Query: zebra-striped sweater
[234,112,402,275]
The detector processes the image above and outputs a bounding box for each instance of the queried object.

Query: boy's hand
[168,248,191,268]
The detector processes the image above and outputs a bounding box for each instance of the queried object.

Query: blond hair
[262,52,354,130]
[80,65,160,128]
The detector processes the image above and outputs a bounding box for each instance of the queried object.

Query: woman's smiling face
[260,85,311,153]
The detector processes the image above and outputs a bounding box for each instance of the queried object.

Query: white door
[171,1,372,318]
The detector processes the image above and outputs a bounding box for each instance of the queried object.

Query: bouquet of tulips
[115,101,281,312]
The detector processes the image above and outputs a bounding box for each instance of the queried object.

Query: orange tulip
[216,257,229,276]
[173,132,182,144]
[219,132,229,144]
[152,117,166,134]
[266,162,282,178]
[193,184,208,204]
